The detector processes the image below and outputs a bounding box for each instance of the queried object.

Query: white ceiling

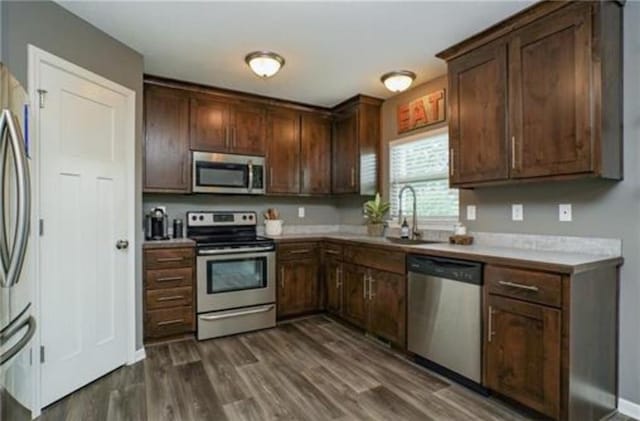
[58,1,534,107]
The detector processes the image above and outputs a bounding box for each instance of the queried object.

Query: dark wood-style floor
[39,316,633,421]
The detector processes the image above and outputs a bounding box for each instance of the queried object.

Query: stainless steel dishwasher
[407,254,484,390]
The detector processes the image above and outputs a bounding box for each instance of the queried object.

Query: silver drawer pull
[325,249,340,255]
[157,319,184,327]
[498,280,539,292]
[288,249,311,254]
[200,305,274,321]
[156,257,184,263]
[157,295,184,302]
[156,276,184,283]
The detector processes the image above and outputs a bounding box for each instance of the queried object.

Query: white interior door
[37,58,131,407]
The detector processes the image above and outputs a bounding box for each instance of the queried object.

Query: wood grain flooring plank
[435,386,528,421]
[197,339,252,405]
[170,361,228,421]
[168,340,201,366]
[223,397,267,421]
[144,345,182,421]
[358,385,434,421]
[214,335,259,367]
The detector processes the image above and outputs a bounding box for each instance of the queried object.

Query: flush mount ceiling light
[245,51,285,78]
[381,70,417,93]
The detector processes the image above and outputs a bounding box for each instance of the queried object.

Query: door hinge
[39,219,44,236]
[40,346,45,363]
[37,89,48,109]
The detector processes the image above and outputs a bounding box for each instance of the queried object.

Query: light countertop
[142,238,196,249]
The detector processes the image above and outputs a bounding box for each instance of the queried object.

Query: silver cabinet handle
[368,275,375,300]
[156,276,184,283]
[157,295,184,302]
[498,280,539,292]
[450,148,455,176]
[362,273,368,300]
[487,306,495,343]
[288,249,311,254]
[325,249,340,255]
[156,257,184,263]
[200,305,274,321]
[511,136,516,169]
[351,167,356,187]
[280,267,285,289]
[157,319,184,327]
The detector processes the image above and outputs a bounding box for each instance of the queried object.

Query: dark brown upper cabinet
[331,96,382,195]
[266,108,301,194]
[438,1,623,188]
[190,95,266,156]
[301,113,331,195]
[143,85,191,193]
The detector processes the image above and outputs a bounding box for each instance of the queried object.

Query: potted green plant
[364,193,390,237]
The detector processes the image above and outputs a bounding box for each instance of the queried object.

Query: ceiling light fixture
[245,51,285,78]
[381,70,417,93]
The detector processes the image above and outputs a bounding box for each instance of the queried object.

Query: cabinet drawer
[144,247,194,270]
[344,246,405,274]
[485,265,561,307]
[322,242,343,259]
[277,242,318,260]
[145,267,193,290]
[146,286,193,310]
[145,306,194,338]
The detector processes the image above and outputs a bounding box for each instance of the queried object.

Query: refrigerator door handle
[0,109,31,288]
[0,315,36,367]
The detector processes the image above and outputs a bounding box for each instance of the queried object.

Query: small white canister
[454,223,467,236]
[265,219,284,236]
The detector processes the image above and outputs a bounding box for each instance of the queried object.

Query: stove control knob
[191,215,197,221]
[242,215,247,220]
[249,214,254,220]
[199,215,204,221]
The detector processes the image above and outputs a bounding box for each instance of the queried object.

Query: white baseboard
[129,347,146,364]
[619,398,640,419]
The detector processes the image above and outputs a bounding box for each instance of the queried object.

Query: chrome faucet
[398,185,421,240]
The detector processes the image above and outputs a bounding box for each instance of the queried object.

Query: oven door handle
[198,246,274,255]
[199,305,274,321]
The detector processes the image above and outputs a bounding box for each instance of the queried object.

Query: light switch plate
[512,204,524,221]
[559,204,572,222]
[298,207,305,218]
[466,205,477,221]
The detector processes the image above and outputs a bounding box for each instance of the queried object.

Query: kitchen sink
[385,237,443,245]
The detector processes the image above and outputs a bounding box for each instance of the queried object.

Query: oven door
[197,250,275,312]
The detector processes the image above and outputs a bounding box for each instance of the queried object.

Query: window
[389,128,459,223]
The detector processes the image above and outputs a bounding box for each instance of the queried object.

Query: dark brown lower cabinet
[324,257,343,316]
[485,294,561,419]
[277,257,321,318]
[367,269,406,346]
[341,263,368,328]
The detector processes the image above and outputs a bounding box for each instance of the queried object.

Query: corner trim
[619,398,640,419]
[129,348,146,365]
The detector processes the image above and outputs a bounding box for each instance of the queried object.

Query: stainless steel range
[187,211,276,340]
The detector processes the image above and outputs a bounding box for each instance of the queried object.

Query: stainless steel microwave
[192,151,265,195]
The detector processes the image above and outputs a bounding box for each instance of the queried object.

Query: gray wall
[144,194,366,229]
[462,3,640,405]
[1,0,145,349]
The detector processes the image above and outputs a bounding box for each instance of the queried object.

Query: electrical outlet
[298,207,305,218]
[559,204,572,222]
[512,204,524,221]
[466,205,477,221]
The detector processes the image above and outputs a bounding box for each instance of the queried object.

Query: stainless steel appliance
[145,207,169,240]
[192,152,265,195]
[0,64,36,421]
[188,211,275,340]
[407,255,484,391]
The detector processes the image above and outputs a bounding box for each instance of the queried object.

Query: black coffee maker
[145,207,169,240]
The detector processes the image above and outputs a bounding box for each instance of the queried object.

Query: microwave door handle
[247,160,253,193]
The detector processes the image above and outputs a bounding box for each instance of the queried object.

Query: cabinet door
[485,294,561,419]
[231,104,266,156]
[448,39,509,185]
[324,258,342,316]
[277,258,320,318]
[341,263,367,328]
[332,109,358,194]
[368,269,406,347]
[509,3,592,179]
[190,96,230,152]
[144,85,191,193]
[301,113,331,195]
[267,109,300,194]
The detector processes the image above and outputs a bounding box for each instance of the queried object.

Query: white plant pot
[265,219,284,236]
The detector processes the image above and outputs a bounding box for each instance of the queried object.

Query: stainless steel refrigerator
[0,63,35,420]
